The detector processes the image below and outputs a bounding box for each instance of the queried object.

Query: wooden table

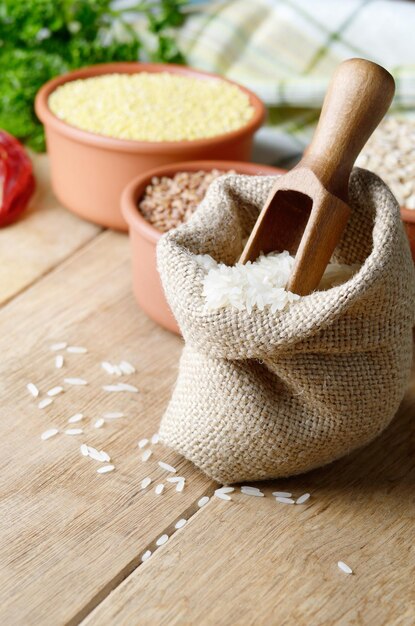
[2,155,414,626]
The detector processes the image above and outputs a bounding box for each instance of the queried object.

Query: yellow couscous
[48,72,255,142]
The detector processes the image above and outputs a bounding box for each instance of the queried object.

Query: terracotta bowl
[401,207,415,262]
[121,160,285,335]
[35,63,266,231]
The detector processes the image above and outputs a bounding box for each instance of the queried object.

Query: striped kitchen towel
[179,0,415,163]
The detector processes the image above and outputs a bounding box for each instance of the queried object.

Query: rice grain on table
[198,496,210,508]
[67,346,87,354]
[97,464,115,474]
[68,413,83,423]
[103,412,124,419]
[175,518,187,529]
[337,561,353,575]
[27,382,39,398]
[100,450,111,462]
[141,449,152,462]
[38,398,53,409]
[175,480,185,492]
[141,550,152,562]
[41,428,59,440]
[167,476,184,483]
[216,487,234,494]
[55,355,64,369]
[296,493,311,504]
[158,461,176,473]
[272,491,292,498]
[138,438,149,449]
[119,360,135,374]
[141,477,152,489]
[101,361,115,374]
[94,418,105,428]
[151,433,160,445]
[65,428,83,436]
[102,383,138,393]
[51,342,67,351]
[47,386,63,397]
[156,534,169,546]
[155,483,164,495]
[65,378,88,385]
[214,491,232,501]
[80,444,89,457]
[276,496,295,505]
[87,446,107,462]
[241,486,264,497]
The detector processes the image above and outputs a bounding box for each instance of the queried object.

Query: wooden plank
[0,154,99,305]
[82,373,415,626]
[0,231,213,626]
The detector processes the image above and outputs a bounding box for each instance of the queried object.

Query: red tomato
[0,131,35,227]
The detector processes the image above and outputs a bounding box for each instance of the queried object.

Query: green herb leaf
[0,0,188,151]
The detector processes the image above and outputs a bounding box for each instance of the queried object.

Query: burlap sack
[157,169,415,484]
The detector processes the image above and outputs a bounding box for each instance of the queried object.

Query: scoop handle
[299,58,395,201]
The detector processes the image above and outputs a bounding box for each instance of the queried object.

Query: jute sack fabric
[157,169,415,484]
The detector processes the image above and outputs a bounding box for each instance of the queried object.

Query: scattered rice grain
[68,413,83,423]
[119,360,135,374]
[272,491,292,498]
[198,496,210,508]
[176,480,185,492]
[38,398,53,409]
[141,477,152,489]
[155,483,164,495]
[156,534,169,546]
[97,464,115,474]
[101,361,115,374]
[158,461,176,473]
[116,382,139,392]
[65,428,83,436]
[175,518,187,529]
[103,412,124,419]
[94,418,105,428]
[51,342,67,351]
[41,428,59,440]
[276,496,295,504]
[241,486,264,497]
[138,438,149,449]
[80,443,89,456]
[27,382,39,398]
[87,446,107,462]
[151,433,159,445]
[141,550,152,562]
[100,450,111,462]
[55,355,64,369]
[141,449,152,462]
[67,346,87,354]
[215,491,232,501]
[216,486,234,494]
[337,561,353,575]
[47,386,64,397]
[64,378,88,385]
[296,493,311,505]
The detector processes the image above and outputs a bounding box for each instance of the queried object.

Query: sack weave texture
[157,169,415,484]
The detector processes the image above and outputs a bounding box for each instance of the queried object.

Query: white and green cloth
[179,0,415,165]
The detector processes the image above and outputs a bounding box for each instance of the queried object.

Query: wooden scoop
[240,58,395,295]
